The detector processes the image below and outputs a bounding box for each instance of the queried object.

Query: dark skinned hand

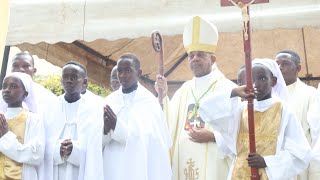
[188,127,215,143]
[60,139,73,158]
[103,105,117,134]
[247,153,267,168]
[231,85,257,101]
[0,114,9,138]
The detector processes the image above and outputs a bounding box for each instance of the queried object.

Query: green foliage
[34,75,64,96]
[34,75,111,97]
[87,82,111,97]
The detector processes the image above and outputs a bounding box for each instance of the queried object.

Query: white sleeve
[111,120,128,144]
[0,116,45,166]
[199,88,242,155]
[308,92,320,146]
[53,139,64,165]
[264,106,311,180]
[162,96,170,128]
[102,131,112,147]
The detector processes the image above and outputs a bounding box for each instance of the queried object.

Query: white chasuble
[164,65,236,180]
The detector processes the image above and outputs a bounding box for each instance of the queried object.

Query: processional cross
[220,0,269,179]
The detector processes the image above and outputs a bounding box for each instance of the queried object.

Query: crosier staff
[151,31,165,107]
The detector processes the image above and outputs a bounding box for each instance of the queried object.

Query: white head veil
[252,58,289,102]
[2,72,38,113]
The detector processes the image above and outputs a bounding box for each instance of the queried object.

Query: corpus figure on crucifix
[229,0,255,40]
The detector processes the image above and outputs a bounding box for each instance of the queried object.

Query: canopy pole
[0,45,10,89]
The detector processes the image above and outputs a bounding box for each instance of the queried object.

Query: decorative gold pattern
[185,44,217,54]
[184,158,199,180]
[177,79,222,180]
[231,102,282,180]
[0,109,27,180]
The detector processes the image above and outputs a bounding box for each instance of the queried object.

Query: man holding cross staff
[199,0,311,180]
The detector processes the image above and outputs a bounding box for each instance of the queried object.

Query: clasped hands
[60,139,73,160]
[103,105,117,134]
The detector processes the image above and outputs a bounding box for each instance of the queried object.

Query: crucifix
[221,0,269,180]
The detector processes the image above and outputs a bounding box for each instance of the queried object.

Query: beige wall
[0,0,10,70]
[216,27,320,80]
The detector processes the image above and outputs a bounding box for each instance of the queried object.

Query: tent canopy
[5,0,320,96]
[7,0,320,45]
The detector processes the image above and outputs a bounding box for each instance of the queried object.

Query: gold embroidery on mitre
[184,158,199,180]
[185,44,217,54]
[0,109,27,180]
[231,102,283,180]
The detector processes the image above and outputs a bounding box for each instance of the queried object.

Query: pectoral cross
[221,0,269,180]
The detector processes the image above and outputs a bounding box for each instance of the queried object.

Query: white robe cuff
[112,120,128,144]
[214,130,232,156]
[0,131,16,147]
[102,131,112,147]
[0,131,42,165]
[53,139,64,165]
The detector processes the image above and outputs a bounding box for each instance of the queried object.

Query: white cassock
[308,90,320,180]
[163,64,236,180]
[81,89,104,105]
[102,83,172,180]
[287,79,316,144]
[0,107,45,180]
[0,81,57,113]
[287,79,316,180]
[199,91,312,180]
[40,95,103,180]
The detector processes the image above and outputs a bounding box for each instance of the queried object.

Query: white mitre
[183,16,219,54]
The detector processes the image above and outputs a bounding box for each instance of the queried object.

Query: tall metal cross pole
[221,0,269,179]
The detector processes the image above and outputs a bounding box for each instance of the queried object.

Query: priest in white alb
[275,50,316,180]
[41,61,103,180]
[102,53,172,180]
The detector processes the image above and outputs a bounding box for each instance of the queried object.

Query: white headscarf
[3,72,38,113]
[252,58,289,102]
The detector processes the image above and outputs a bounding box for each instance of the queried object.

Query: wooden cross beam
[220,0,269,180]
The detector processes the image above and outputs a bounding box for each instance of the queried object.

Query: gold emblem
[184,158,199,180]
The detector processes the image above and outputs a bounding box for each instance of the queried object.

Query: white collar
[253,97,280,112]
[5,107,24,119]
